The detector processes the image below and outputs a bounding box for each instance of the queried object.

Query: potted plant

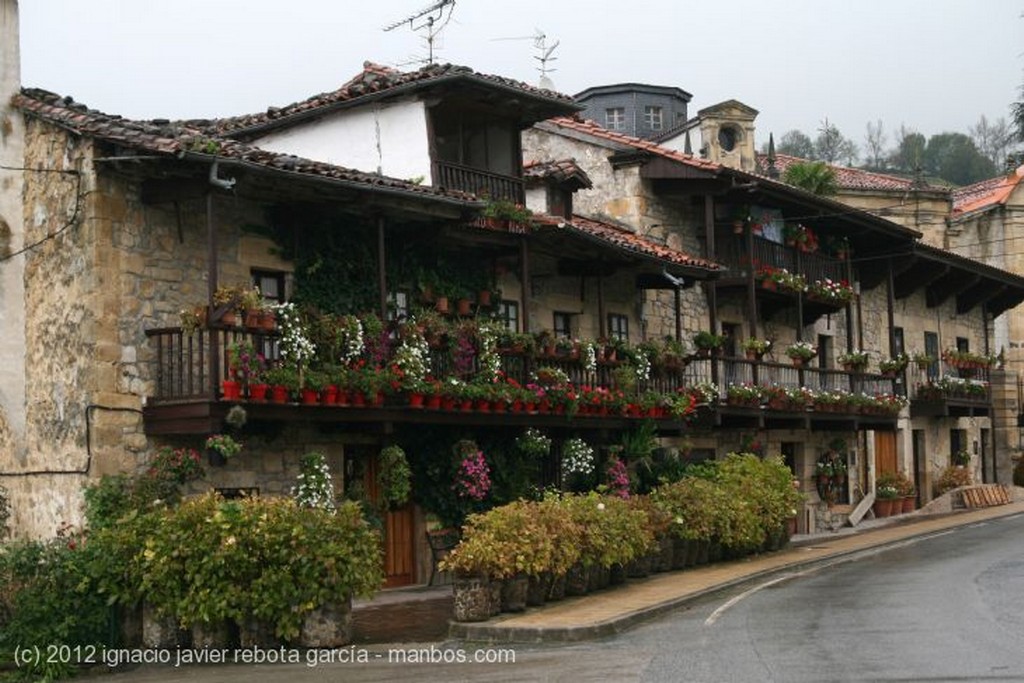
[785,341,817,366]
[204,433,242,467]
[264,365,299,403]
[837,350,869,372]
[878,354,908,377]
[740,338,771,360]
[692,330,725,356]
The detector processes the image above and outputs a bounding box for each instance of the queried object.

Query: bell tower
[697,100,759,173]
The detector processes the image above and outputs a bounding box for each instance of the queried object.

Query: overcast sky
[14,0,1024,156]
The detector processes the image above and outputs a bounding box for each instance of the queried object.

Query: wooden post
[704,195,718,387]
[520,239,530,333]
[377,216,388,322]
[207,192,220,397]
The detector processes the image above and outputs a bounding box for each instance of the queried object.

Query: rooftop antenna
[491,29,560,88]
[382,0,457,65]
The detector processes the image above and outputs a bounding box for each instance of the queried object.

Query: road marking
[704,573,807,626]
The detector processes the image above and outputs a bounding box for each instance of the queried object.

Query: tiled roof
[13,88,478,204]
[542,116,722,173]
[952,166,1024,216]
[755,153,937,192]
[531,213,721,272]
[206,62,577,136]
[523,159,593,188]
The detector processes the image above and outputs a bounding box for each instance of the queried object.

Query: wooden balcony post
[886,257,897,358]
[704,195,718,386]
[520,238,530,334]
[377,216,388,322]
[207,191,220,397]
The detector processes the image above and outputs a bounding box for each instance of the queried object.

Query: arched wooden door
[874,431,898,478]
[362,453,416,588]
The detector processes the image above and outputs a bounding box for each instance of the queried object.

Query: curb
[450,503,1024,644]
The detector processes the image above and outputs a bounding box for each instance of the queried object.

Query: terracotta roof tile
[543,116,722,172]
[755,153,939,192]
[952,166,1024,216]
[530,213,720,272]
[522,158,593,188]
[14,88,478,204]
[206,62,577,136]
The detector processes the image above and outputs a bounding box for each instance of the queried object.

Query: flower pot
[452,575,492,622]
[244,310,260,329]
[672,537,689,570]
[500,575,529,613]
[372,392,385,407]
[547,573,567,601]
[477,290,492,307]
[301,388,319,405]
[408,392,425,408]
[426,394,442,410]
[475,399,491,413]
[298,599,353,648]
[460,399,473,412]
[656,535,675,572]
[258,309,277,332]
[457,298,473,316]
[206,448,226,467]
[221,379,241,401]
[761,279,777,291]
[492,399,508,413]
[902,496,916,514]
[192,619,232,649]
[872,498,894,518]
[441,397,456,411]
[321,386,338,405]
[526,573,551,607]
[248,383,269,402]
[270,385,289,403]
[351,391,367,407]
[626,553,653,578]
[435,296,449,314]
[564,562,589,596]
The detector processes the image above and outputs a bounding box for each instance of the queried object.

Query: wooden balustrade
[434,161,524,204]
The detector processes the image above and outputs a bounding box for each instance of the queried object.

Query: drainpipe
[661,268,685,342]
[206,161,236,398]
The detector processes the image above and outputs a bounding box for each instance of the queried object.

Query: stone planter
[672,537,689,570]
[297,599,353,647]
[489,579,502,616]
[655,535,674,572]
[142,602,179,649]
[587,564,610,592]
[547,573,567,601]
[452,575,492,623]
[626,553,653,578]
[500,575,528,613]
[192,620,231,649]
[565,562,589,596]
[526,573,551,607]
[238,618,280,649]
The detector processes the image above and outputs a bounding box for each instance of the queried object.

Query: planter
[238,618,280,649]
[457,298,473,316]
[248,383,269,402]
[321,386,338,405]
[671,537,689,570]
[873,497,895,518]
[489,580,502,616]
[547,573,567,601]
[608,563,627,585]
[258,309,277,332]
[655,535,674,572]
[902,496,916,514]
[587,564,611,592]
[426,394,442,410]
[244,310,261,329]
[526,573,551,607]
[301,388,319,405]
[221,379,241,401]
[564,563,589,596]
[270,385,289,403]
[141,602,179,649]
[435,296,450,314]
[298,599,353,648]
[408,392,425,408]
[761,279,777,291]
[192,619,231,649]
[452,575,492,622]
[626,553,653,578]
[477,289,492,307]
[351,391,367,407]
[500,574,528,613]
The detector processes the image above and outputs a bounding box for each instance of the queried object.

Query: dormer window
[644,106,663,131]
[605,108,626,131]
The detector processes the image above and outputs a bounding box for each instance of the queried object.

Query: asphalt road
[106,512,1024,683]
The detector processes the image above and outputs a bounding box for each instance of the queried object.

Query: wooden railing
[714,229,846,283]
[434,160,524,204]
[906,362,991,404]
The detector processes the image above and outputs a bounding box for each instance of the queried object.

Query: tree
[781,161,839,196]
[863,119,887,170]
[969,115,1012,171]
[889,126,926,173]
[814,118,857,165]
[774,130,815,159]
[922,133,996,186]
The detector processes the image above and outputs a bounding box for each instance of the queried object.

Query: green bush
[562,492,654,568]
[0,537,115,681]
[139,493,383,640]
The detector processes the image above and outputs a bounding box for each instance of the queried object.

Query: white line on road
[704,573,807,626]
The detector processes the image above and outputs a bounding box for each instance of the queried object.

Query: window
[498,300,519,332]
[643,105,663,131]
[956,337,969,353]
[388,291,409,322]
[950,429,967,464]
[718,126,738,152]
[817,334,832,371]
[721,322,741,358]
[893,327,905,356]
[553,311,573,338]
[607,314,628,342]
[605,108,625,131]
[924,331,939,379]
[252,270,286,304]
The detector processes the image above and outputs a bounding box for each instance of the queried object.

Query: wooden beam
[927,272,980,308]
[894,261,949,300]
[957,283,1007,315]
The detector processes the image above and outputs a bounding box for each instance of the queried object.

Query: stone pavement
[449,494,1024,644]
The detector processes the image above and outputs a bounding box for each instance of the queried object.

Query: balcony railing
[714,230,847,284]
[434,160,524,204]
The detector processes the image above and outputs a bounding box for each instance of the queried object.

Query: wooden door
[363,454,416,588]
[875,431,898,477]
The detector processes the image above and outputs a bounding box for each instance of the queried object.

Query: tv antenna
[491,29,560,88]
[383,0,457,65]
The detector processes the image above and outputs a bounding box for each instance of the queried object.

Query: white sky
[14,0,1024,156]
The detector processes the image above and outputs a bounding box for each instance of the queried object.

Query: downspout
[207,161,235,398]
[661,268,685,342]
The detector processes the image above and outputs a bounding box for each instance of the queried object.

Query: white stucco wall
[253,98,432,182]
[0,0,27,446]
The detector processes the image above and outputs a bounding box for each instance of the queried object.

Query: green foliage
[561,492,654,568]
[294,451,336,511]
[139,493,383,640]
[0,537,116,680]
[377,445,412,510]
[782,160,839,196]
[935,465,972,496]
[0,483,10,539]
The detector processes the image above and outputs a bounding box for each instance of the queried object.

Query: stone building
[524,111,1024,529]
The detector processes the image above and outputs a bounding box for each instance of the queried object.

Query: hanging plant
[377,445,412,509]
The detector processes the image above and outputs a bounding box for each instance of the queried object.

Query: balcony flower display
[782,223,819,252]
[756,265,808,294]
[741,338,772,359]
[807,278,855,304]
[878,354,908,376]
[837,350,869,372]
[726,383,763,407]
[692,330,726,355]
[785,341,817,364]
[562,438,596,477]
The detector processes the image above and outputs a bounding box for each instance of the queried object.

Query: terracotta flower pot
[248,383,268,402]
[270,385,289,403]
[221,380,241,401]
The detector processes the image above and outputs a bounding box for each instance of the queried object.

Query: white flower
[596,502,606,511]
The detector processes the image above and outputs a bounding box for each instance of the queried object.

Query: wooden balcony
[143,327,902,435]
[434,160,524,204]
[907,363,992,418]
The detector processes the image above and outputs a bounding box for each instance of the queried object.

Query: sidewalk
[450,496,1024,644]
